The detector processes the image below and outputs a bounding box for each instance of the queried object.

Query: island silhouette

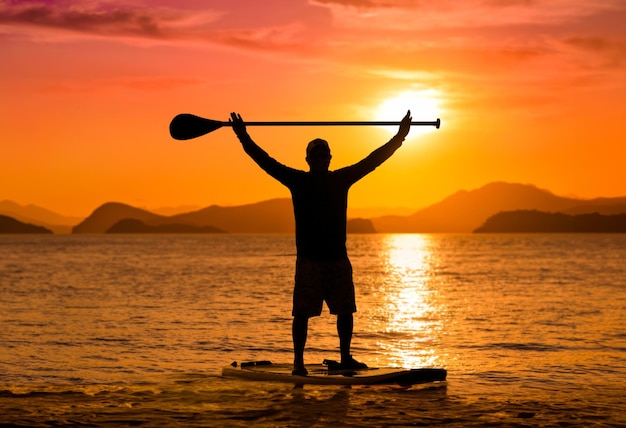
[0,214,52,234]
[474,210,626,233]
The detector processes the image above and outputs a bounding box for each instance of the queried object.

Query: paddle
[169,113,441,140]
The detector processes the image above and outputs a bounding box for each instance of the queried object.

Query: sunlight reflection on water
[366,234,444,369]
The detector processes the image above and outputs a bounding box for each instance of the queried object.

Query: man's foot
[340,355,368,370]
[292,366,308,376]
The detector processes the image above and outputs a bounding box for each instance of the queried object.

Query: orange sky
[2,0,625,217]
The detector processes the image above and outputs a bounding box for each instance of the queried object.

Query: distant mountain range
[371,182,626,233]
[71,199,376,234]
[0,200,82,234]
[2,182,626,234]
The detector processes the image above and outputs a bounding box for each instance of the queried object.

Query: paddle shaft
[223,120,440,127]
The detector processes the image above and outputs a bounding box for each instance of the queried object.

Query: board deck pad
[222,360,447,386]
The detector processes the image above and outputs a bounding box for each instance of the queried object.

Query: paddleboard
[222,360,446,386]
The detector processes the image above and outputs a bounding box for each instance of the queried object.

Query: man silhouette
[230,110,412,375]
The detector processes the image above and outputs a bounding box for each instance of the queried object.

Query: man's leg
[292,315,309,375]
[337,313,368,369]
[337,313,353,363]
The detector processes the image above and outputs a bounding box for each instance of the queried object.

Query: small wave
[91,337,132,343]
[462,342,565,352]
[495,342,561,352]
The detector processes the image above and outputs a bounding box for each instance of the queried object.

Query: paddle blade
[169,114,224,140]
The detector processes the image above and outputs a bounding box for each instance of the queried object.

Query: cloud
[564,36,626,68]
[565,36,626,55]
[0,0,323,55]
[0,0,223,42]
[40,76,205,94]
[311,0,418,9]
[210,22,317,54]
[309,0,625,30]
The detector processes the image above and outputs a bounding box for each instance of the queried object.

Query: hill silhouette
[106,219,225,234]
[0,214,53,234]
[370,182,626,233]
[168,199,377,233]
[169,199,295,233]
[475,210,626,233]
[563,200,626,215]
[0,200,82,234]
[72,202,168,233]
[346,218,377,233]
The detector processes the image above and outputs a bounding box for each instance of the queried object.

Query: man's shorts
[292,257,357,317]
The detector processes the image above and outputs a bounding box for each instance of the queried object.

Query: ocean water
[1,233,625,427]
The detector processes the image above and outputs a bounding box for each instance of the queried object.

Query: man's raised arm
[229,112,294,182]
[345,110,412,180]
[230,112,270,163]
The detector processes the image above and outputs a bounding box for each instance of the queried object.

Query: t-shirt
[238,134,402,260]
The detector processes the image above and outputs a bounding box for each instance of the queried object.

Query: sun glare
[376,234,443,368]
[375,89,442,135]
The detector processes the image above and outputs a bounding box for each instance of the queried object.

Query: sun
[375,89,442,135]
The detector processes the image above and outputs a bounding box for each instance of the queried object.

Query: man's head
[306,138,331,172]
